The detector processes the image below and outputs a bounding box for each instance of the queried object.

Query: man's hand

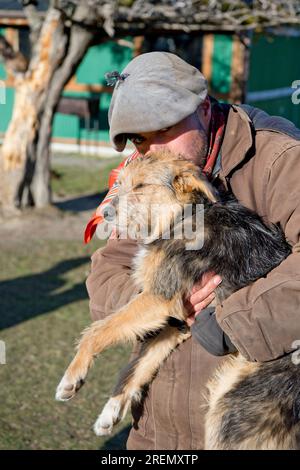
[185,272,222,327]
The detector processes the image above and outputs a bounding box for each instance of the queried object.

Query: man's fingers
[193,292,216,313]
[191,272,216,294]
[186,293,216,327]
[186,315,196,327]
[185,274,222,325]
[190,275,222,306]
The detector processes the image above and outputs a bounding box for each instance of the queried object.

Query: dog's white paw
[93,397,125,436]
[55,373,85,401]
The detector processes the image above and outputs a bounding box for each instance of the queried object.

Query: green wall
[53,41,133,143]
[247,33,300,127]
[0,28,14,135]
[210,34,233,95]
[0,87,14,133]
[0,28,6,80]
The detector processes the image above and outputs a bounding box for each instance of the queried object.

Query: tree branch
[20,0,44,45]
[0,36,28,75]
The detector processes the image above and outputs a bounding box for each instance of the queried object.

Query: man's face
[126,102,211,169]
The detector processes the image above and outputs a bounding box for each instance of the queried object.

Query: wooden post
[230,34,252,104]
[201,34,214,89]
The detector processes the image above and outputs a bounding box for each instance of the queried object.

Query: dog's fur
[56,151,300,449]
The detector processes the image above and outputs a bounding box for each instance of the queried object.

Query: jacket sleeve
[216,145,300,362]
[86,238,140,321]
[191,307,237,356]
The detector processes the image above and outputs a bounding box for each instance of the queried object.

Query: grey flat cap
[108,52,207,151]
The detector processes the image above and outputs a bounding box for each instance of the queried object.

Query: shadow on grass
[0,257,89,330]
[54,191,107,213]
[99,425,131,450]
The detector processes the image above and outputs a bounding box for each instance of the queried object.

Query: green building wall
[210,34,233,96]
[205,32,300,128]
[0,28,14,134]
[247,34,300,127]
[52,41,133,144]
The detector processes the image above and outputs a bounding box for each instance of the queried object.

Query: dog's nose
[102,201,117,222]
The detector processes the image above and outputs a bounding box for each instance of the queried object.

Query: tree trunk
[0,4,95,213]
[32,10,95,208]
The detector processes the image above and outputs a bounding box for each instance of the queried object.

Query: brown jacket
[86,104,300,450]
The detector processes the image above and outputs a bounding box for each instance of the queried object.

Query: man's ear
[172,171,218,203]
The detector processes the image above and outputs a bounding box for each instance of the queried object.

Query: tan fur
[173,171,217,203]
[205,355,300,450]
[132,248,166,289]
[205,354,260,449]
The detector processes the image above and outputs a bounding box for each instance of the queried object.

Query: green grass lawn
[51,155,122,197]
[0,155,132,450]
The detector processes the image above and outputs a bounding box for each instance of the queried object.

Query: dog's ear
[172,171,218,203]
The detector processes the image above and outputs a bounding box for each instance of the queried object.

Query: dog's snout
[102,201,117,222]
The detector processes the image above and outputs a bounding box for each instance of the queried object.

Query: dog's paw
[55,373,85,401]
[93,397,125,436]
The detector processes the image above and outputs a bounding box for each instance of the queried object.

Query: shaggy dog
[56,151,300,449]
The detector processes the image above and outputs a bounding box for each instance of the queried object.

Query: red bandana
[84,103,227,244]
[202,102,226,177]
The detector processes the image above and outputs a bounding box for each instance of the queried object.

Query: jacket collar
[219,104,254,178]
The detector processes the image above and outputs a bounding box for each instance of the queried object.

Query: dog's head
[108,150,218,243]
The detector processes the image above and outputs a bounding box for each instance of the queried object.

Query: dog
[56,150,300,449]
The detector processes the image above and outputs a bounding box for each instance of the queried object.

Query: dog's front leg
[55,292,173,401]
[94,325,191,436]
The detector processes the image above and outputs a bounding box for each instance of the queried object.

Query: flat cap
[108,52,207,151]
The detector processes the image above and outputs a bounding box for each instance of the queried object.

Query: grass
[0,155,132,450]
[51,155,122,197]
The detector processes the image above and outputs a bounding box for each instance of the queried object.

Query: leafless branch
[79,0,300,34]
[0,35,28,75]
[20,0,44,44]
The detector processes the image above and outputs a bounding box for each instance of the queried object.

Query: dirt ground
[0,153,120,243]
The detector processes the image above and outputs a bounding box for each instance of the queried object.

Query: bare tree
[0,1,106,213]
[0,0,299,214]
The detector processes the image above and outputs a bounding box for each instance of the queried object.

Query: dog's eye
[134,183,144,190]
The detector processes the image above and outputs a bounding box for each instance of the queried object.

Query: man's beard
[190,110,209,169]
[196,129,209,170]
[183,128,208,170]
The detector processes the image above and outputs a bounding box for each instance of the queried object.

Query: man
[85,52,300,449]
